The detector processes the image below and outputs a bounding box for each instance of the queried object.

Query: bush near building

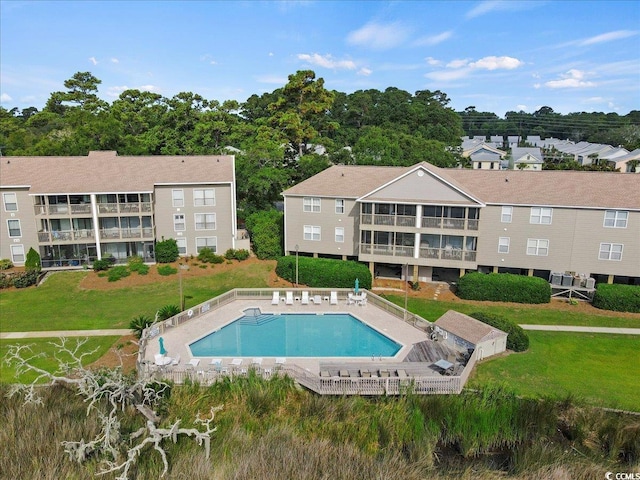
[276,256,372,289]
[457,272,551,304]
[469,312,530,352]
[592,284,640,313]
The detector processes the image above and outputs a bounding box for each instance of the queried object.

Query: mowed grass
[469,331,640,412]
[0,337,119,383]
[384,295,640,328]
[0,261,273,332]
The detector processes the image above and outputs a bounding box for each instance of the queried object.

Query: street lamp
[295,244,299,287]
[404,263,409,322]
[178,263,189,311]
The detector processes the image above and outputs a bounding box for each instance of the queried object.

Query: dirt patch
[87,334,139,373]
[79,256,270,291]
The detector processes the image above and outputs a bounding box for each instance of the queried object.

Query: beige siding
[0,188,39,265]
[477,205,640,277]
[155,184,234,256]
[284,196,359,257]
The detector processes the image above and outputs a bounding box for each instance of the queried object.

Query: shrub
[155,238,179,263]
[198,248,224,264]
[224,248,251,261]
[245,209,283,259]
[0,273,12,289]
[469,311,529,352]
[457,272,550,304]
[158,304,181,320]
[128,256,149,275]
[593,284,640,313]
[24,248,41,272]
[157,265,177,276]
[92,259,111,271]
[107,265,130,282]
[275,256,372,289]
[0,259,13,270]
[129,315,154,339]
[12,270,39,289]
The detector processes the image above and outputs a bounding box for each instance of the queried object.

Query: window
[498,237,510,253]
[172,189,184,207]
[501,206,512,223]
[604,210,628,228]
[527,238,549,256]
[176,238,187,255]
[599,243,623,261]
[10,244,25,263]
[3,193,17,211]
[335,199,345,214]
[195,213,216,230]
[303,197,321,213]
[335,227,344,243]
[303,225,321,241]
[173,214,185,232]
[194,189,215,206]
[7,219,21,237]
[196,237,217,253]
[530,207,552,225]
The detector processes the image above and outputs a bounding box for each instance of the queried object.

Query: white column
[90,194,102,260]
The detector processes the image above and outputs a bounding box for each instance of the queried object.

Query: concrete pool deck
[145,296,431,374]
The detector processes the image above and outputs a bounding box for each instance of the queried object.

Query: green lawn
[0,336,119,383]
[468,331,640,412]
[0,262,273,332]
[383,295,640,328]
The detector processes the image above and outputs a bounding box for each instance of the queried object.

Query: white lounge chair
[272,291,280,305]
[301,291,310,305]
[312,294,322,304]
[330,291,338,305]
[285,291,294,305]
[171,354,181,366]
[187,358,200,370]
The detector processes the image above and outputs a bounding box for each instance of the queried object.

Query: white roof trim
[357,164,486,207]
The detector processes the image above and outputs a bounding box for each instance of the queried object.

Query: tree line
[1,70,639,215]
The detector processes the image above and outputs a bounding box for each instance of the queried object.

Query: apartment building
[282,163,640,285]
[0,151,238,268]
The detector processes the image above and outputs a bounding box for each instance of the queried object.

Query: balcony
[38,229,96,243]
[360,244,414,257]
[419,247,477,262]
[361,214,416,227]
[421,217,478,230]
[97,202,152,214]
[100,227,154,240]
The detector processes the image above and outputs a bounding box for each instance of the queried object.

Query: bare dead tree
[3,337,222,479]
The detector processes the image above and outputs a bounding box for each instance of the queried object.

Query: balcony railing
[38,229,96,242]
[421,217,478,230]
[361,214,416,227]
[418,247,477,262]
[360,244,414,257]
[100,227,154,240]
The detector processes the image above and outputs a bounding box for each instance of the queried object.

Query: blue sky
[1,0,639,116]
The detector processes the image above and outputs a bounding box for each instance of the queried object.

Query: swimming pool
[189,311,402,358]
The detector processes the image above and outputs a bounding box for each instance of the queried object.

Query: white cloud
[297,53,356,70]
[106,84,160,97]
[425,57,441,66]
[346,22,410,50]
[544,69,596,88]
[0,93,13,102]
[466,0,540,19]
[469,56,523,70]
[447,59,470,69]
[516,104,528,111]
[357,67,372,76]
[577,30,638,46]
[414,31,452,46]
[425,68,472,82]
[89,57,98,65]
[111,58,119,64]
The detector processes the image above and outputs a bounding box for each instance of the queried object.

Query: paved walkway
[520,325,640,335]
[1,325,639,339]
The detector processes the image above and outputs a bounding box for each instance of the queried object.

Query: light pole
[404,263,409,322]
[179,263,189,311]
[295,244,299,287]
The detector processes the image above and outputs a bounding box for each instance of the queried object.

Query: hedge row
[457,272,551,304]
[592,284,640,313]
[275,256,372,289]
[469,311,530,352]
[0,270,40,289]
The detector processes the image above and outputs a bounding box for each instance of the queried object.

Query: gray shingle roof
[435,310,507,345]
[0,151,235,193]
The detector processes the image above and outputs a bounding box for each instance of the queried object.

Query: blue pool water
[189,312,401,357]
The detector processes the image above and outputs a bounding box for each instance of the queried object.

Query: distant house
[462,143,506,170]
[511,147,543,171]
[434,310,507,360]
[606,149,640,173]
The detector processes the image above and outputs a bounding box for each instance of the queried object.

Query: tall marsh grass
[2,378,638,480]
